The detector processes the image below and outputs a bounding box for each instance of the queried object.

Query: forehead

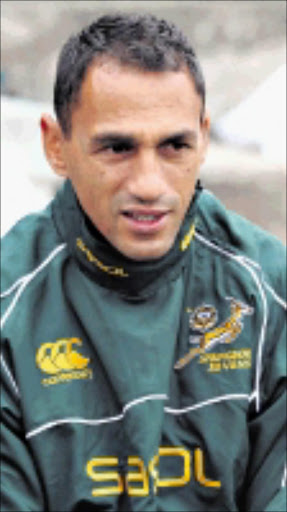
[71,60,203,136]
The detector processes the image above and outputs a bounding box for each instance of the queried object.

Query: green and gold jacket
[1,180,286,511]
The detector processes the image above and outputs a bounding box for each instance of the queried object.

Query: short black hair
[54,13,206,137]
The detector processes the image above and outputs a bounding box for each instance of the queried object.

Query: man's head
[54,13,206,138]
[41,13,210,261]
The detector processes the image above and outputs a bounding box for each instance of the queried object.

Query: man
[1,13,286,512]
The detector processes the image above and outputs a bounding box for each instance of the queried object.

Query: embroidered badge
[189,305,218,332]
[174,297,254,371]
[36,337,93,386]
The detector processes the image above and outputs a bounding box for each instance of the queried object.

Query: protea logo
[36,338,93,386]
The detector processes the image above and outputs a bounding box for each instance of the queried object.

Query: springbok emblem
[174,298,254,370]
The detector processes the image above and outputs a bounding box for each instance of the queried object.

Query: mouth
[121,209,170,233]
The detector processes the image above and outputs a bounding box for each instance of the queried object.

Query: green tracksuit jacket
[1,180,286,511]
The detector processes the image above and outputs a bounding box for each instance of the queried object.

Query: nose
[126,149,168,203]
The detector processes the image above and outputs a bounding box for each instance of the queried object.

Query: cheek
[82,193,114,237]
[178,168,198,203]
[180,166,198,187]
[72,162,113,203]
[81,175,118,229]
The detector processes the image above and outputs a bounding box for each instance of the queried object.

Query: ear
[199,113,210,164]
[40,114,69,177]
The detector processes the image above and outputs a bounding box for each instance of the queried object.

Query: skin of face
[41,59,210,261]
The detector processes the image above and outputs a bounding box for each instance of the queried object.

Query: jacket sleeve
[1,345,45,512]
[241,291,287,512]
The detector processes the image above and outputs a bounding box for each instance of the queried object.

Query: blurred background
[1,0,286,242]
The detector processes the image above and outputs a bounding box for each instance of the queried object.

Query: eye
[168,141,191,151]
[159,139,192,157]
[105,141,134,154]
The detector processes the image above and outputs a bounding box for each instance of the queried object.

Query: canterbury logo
[36,338,90,375]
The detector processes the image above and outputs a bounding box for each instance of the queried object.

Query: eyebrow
[159,130,198,146]
[89,133,136,151]
[88,129,198,151]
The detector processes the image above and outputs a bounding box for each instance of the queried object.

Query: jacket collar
[53,180,202,298]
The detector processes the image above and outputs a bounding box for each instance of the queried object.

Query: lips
[123,211,165,222]
[121,209,169,233]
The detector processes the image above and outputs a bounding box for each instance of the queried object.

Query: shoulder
[1,202,66,295]
[196,189,286,303]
